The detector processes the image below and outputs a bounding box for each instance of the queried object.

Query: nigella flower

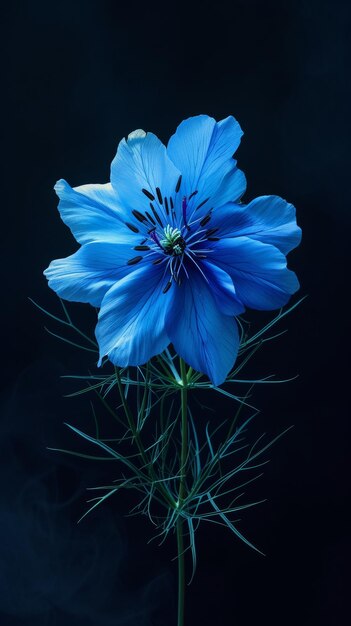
[44,115,301,385]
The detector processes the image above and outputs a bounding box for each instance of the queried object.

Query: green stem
[177,516,185,626]
[114,367,175,510]
[177,357,188,626]
[179,358,188,505]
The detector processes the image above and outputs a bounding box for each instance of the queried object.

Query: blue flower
[44,115,301,386]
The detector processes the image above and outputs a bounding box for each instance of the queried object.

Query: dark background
[1,0,350,624]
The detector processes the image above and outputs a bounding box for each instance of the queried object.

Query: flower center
[159,225,186,256]
[125,183,222,292]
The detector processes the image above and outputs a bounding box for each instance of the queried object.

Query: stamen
[127,256,143,265]
[134,245,150,251]
[182,196,190,230]
[178,254,189,280]
[170,197,174,209]
[164,197,169,215]
[155,187,163,204]
[140,238,147,245]
[200,214,211,227]
[152,258,163,265]
[185,228,208,245]
[132,210,147,223]
[150,203,163,227]
[185,250,209,283]
[125,222,139,233]
[149,229,163,249]
[168,256,183,285]
[189,190,198,200]
[195,197,209,211]
[162,280,172,294]
[175,175,182,193]
[168,256,175,277]
[142,188,155,201]
[145,211,156,225]
[206,228,219,237]
[207,236,220,241]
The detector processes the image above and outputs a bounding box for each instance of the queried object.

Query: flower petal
[166,273,240,386]
[96,264,172,367]
[209,237,300,310]
[44,241,138,306]
[210,167,247,212]
[54,179,134,245]
[110,129,181,220]
[202,261,245,315]
[167,115,246,214]
[211,195,302,254]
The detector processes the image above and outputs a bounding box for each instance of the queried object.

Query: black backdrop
[1,1,350,625]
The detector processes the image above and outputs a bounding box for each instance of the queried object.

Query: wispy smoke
[0,359,173,625]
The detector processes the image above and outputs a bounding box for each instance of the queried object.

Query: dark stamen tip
[127,256,143,265]
[150,203,163,227]
[206,228,219,237]
[142,188,155,201]
[134,245,150,251]
[125,222,139,233]
[200,214,211,227]
[145,211,156,225]
[164,197,169,215]
[132,210,147,223]
[155,187,163,204]
[207,237,220,242]
[189,190,198,200]
[153,258,163,265]
[195,197,209,211]
[175,175,182,193]
[170,197,174,209]
[163,280,172,294]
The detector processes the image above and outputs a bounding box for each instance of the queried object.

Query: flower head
[44,115,301,385]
